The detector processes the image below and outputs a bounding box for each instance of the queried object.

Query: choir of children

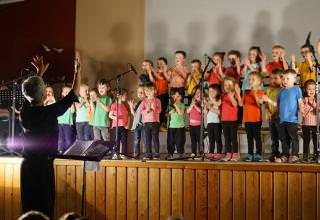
[55,42,320,163]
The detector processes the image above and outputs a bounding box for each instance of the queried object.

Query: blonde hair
[222,76,236,93]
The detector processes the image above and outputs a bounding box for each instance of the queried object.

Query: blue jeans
[134,126,146,155]
[58,124,75,152]
[76,122,91,141]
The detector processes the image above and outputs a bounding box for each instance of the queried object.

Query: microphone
[128,63,138,75]
[305,31,312,47]
[204,54,216,65]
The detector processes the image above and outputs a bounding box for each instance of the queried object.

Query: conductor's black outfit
[19,90,78,218]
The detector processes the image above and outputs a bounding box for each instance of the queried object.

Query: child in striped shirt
[301,79,318,162]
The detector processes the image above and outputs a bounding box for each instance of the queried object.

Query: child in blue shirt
[276,69,304,163]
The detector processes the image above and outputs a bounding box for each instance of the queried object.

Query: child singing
[140,83,162,160]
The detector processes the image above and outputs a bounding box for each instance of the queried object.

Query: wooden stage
[1,157,320,220]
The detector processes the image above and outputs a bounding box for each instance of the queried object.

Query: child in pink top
[109,89,130,159]
[207,52,226,85]
[221,77,242,161]
[140,84,162,159]
[186,87,202,156]
[301,79,318,162]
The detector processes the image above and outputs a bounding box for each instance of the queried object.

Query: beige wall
[76,0,144,95]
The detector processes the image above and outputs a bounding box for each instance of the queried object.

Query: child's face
[249,49,258,63]
[228,55,238,66]
[142,62,152,72]
[272,74,282,87]
[208,88,217,98]
[306,84,316,97]
[137,87,145,100]
[157,60,166,70]
[300,47,311,59]
[175,53,185,66]
[191,62,200,73]
[282,73,296,88]
[173,92,182,102]
[248,74,261,89]
[194,89,201,99]
[89,91,97,100]
[223,80,234,93]
[98,84,107,96]
[121,92,128,101]
[46,87,54,97]
[271,48,282,61]
[145,87,155,98]
[213,55,222,65]
[61,87,71,97]
[79,86,89,97]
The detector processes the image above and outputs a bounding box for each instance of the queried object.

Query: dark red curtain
[0,0,76,83]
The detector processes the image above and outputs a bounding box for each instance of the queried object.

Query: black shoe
[165,154,173,160]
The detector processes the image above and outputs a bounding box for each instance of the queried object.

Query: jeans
[269,119,281,157]
[244,122,262,155]
[279,122,299,157]
[111,126,128,154]
[207,123,223,154]
[134,126,146,155]
[167,127,186,154]
[222,121,238,153]
[58,124,75,153]
[144,122,160,156]
[93,126,110,141]
[76,122,91,141]
[302,125,318,157]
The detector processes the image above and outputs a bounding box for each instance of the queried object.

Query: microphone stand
[308,44,320,163]
[108,68,136,160]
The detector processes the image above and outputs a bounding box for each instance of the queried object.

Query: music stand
[56,140,115,216]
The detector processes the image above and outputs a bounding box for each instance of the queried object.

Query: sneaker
[275,156,288,163]
[213,153,223,160]
[230,153,240,161]
[112,153,120,160]
[153,156,160,160]
[311,154,318,163]
[133,154,140,160]
[165,154,174,160]
[120,155,127,160]
[206,153,214,159]
[268,155,275,162]
[290,155,300,163]
[143,155,152,160]
[222,152,232,162]
[190,153,196,158]
[245,154,253,162]
[255,154,263,162]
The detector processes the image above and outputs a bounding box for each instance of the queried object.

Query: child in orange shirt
[242,72,264,162]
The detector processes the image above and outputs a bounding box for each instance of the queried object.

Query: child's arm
[298,98,305,115]
[253,90,264,105]
[174,103,185,115]
[235,84,243,107]
[153,71,165,80]
[108,104,117,120]
[236,57,241,76]
[128,100,135,116]
[260,52,267,73]
[186,103,194,114]
[163,66,171,81]
[148,70,155,83]
[228,92,238,107]
[96,97,110,112]
[75,98,89,109]
[281,52,289,70]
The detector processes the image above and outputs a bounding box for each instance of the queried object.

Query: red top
[189,106,201,126]
[208,67,226,85]
[110,102,129,128]
[242,90,264,122]
[221,93,238,122]
[225,66,242,84]
[141,98,162,123]
[266,61,285,86]
[154,71,168,96]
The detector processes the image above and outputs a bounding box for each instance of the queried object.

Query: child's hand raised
[234,83,241,96]
[291,54,296,64]
[259,52,267,63]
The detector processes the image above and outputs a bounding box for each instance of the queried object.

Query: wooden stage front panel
[1,157,320,220]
